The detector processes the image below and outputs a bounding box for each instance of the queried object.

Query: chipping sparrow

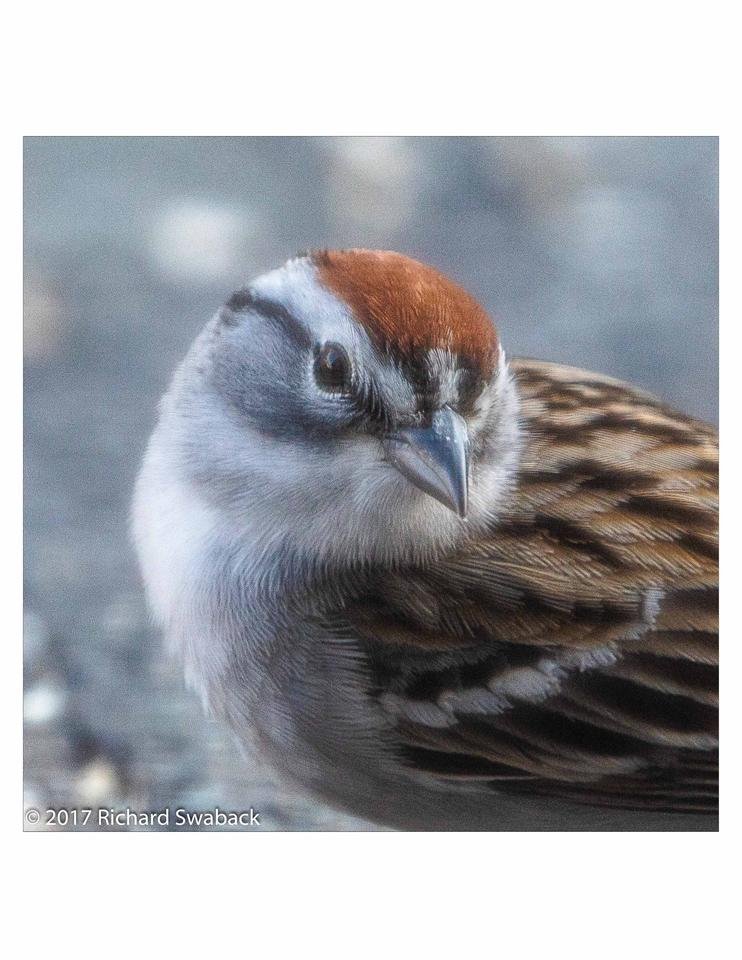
[133,250,718,830]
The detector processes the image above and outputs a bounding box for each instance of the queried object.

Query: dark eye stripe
[221,288,312,350]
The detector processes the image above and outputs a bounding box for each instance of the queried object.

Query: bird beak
[383,406,470,517]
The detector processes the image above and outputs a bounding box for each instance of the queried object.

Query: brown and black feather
[341,359,718,814]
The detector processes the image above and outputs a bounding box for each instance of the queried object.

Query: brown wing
[346,359,718,813]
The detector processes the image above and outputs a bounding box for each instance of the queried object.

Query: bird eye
[313,342,352,395]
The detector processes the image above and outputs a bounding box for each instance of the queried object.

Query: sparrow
[133,249,718,830]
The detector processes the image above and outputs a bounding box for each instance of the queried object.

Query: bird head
[150,250,521,572]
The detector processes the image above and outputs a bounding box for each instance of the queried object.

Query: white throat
[132,345,522,703]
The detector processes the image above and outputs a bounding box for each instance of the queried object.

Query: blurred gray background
[23,137,718,830]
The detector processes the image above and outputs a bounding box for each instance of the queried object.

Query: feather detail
[340,359,718,813]
[313,249,499,377]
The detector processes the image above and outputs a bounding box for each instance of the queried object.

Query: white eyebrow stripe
[250,256,351,342]
[251,258,484,421]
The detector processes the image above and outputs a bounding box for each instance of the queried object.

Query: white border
[4,1,736,956]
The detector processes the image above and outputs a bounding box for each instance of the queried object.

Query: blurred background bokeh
[23,137,718,830]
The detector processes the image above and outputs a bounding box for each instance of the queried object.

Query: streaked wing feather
[346,359,718,813]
